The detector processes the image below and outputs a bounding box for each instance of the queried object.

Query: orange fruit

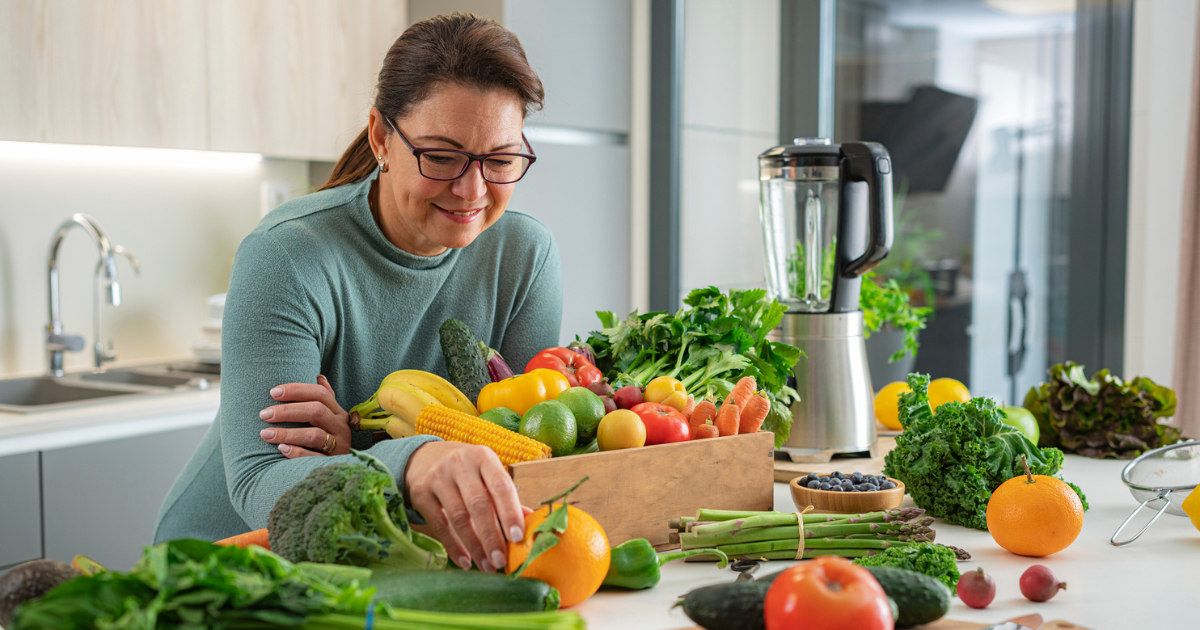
[874,382,912,430]
[928,377,970,413]
[506,504,610,607]
[986,470,1084,557]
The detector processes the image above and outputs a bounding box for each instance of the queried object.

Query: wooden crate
[508,431,775,549]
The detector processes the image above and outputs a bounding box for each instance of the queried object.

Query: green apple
[1001,406,1040,445]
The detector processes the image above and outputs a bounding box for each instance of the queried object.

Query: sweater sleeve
[219,231,438,530]
[499,230,563,372]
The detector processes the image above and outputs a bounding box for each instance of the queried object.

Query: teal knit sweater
[154,172,562,542]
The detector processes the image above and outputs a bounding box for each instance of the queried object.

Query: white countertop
[0,385,219,457]
[575,454,1197,630]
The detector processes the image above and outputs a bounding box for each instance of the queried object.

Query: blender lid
[759,138,840,179]
[759,137,841,160]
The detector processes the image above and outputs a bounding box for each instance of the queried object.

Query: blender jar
[759,138,840,313]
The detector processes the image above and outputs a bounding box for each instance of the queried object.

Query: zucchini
[861,565,952,628]
[368,569,560,613]
[678,580,770,630]
[439,319,491,404]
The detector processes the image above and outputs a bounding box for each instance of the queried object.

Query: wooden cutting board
[773,435,898,483]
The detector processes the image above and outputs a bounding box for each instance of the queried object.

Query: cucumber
[679,580,770,630]
[439,319,491,404]
[368,569,560,613]
[861,565,952,628]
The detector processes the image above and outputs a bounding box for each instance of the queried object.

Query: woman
[154,13,562,576]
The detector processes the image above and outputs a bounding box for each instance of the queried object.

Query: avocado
[0,559,81,627]
[862,564,952,628]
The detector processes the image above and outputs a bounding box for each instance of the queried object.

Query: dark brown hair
[320,13,544,191]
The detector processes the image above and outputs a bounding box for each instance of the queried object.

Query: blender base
[776,440,884,464]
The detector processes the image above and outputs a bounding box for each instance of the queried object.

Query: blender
[759,139,894,461]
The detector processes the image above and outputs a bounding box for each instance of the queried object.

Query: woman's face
[369,84,526,256]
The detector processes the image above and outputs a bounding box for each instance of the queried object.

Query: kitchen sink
[79,370,195,388]
[0,362,219,414]
[0,376,138,412]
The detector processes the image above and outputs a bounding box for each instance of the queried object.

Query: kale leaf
[883,374,1085,531]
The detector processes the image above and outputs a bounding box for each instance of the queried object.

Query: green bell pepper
[602,538,728,589]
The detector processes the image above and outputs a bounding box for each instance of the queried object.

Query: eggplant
[566,341,597,366]
[477,342,515,382]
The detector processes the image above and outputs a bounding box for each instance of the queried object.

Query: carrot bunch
[683,376,771,440]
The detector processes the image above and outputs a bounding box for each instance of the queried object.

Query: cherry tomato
[628,402,690,445]
[764,556,893,630]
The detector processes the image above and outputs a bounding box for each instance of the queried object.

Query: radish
[1020,565,1066,602]
[956,567,996,609]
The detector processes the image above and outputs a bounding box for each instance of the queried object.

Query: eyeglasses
[385,117,536,184]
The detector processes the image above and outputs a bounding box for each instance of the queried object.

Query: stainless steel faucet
[46,214,138,376]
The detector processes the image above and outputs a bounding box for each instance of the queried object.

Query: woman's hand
[258,375,353,458]
[404,441,528,573]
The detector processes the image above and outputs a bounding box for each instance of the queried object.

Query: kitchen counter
[575,453,1197,630]
[0,382,218,457]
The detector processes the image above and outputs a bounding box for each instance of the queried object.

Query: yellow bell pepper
[644,376,688,412]
[477,369,571,416]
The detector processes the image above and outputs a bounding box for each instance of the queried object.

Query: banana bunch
[349,370,478,439]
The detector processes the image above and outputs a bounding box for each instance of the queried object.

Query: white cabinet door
[206,0,409,160]
[0,452,41,570]
[0,0,209,149]
[41,425,209,570]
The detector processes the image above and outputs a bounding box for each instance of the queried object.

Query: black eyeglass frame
[384,117,537,184]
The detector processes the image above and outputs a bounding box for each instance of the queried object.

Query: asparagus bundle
[669,508,967,562]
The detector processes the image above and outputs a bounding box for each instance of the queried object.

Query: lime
[479,407,522,432]
[520,400,578,457]
[1001,406,1040,446]
[556,387,606,443]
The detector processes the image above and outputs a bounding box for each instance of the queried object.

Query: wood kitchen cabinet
[40,425,209,571]
[205,0,408,160]
[0,0,407,159]
[0,452,42,570]
[0,0,209,149]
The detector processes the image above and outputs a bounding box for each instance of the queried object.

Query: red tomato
[629,402,690,445]
[764,556,893,630]
[524,347,604,388]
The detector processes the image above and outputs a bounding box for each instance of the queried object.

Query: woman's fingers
[260,426,334,452]
[260,400,331,426]
[269,382,334,405]
[276,443,322,458]
[479,454,526,546]
[455,468,510,573]
[434,477,494,572]
[411,492,473,571]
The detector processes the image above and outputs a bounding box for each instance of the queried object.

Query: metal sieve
[1110,440,1200,546]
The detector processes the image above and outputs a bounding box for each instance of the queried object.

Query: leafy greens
[1024,362,1182,459]
[583,287,802,447]
[882,374,1086,531]
[852,542,961,591]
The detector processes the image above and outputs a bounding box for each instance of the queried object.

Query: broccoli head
[268,451,447,570]
[852,542,962,591]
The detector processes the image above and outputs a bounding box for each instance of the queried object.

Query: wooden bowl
[789,476,906,514]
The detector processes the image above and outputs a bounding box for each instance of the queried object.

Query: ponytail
[318,13,543,191]
[319,127,376,191]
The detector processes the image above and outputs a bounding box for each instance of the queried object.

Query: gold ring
[321,433,336,455]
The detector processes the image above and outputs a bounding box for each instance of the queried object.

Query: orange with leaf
[506,476,611,608]
[986,455,1084,557]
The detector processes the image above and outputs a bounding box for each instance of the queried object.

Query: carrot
[215,528,271,549]
[693,424,719,439]
[715,402,741,437]
[726,376,758,410]
[690,400,718,429]
[739,394,771,434]
[683,394,697,419]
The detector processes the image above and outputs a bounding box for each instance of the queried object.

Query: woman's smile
[435,204,486,223]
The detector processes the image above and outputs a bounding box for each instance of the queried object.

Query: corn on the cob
[415,404,552,465]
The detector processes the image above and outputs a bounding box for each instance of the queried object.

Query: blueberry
[830,485,843,492]
[851,472,864,483]
[881,481,896,490]
[807,473,821,482]
[864,484,879,492]
[841,479,854,486]
[819,483,831,490]
[830,471,842,479]
[807,479,821,489]
[820,476,830,483]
